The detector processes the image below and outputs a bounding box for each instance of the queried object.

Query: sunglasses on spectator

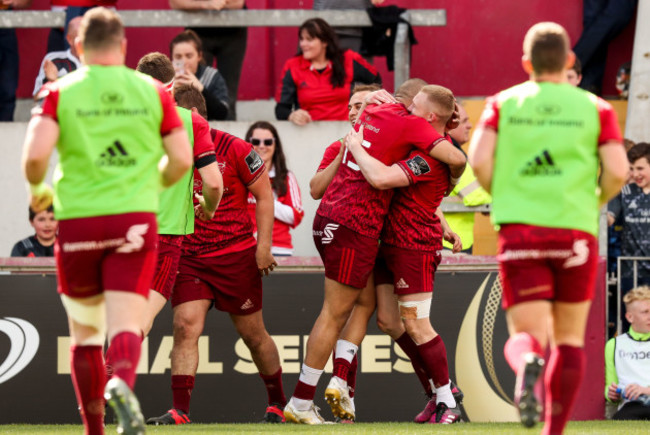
[250,138,275,147]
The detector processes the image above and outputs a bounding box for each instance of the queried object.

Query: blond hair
[623,286,650,308]
[420,84,455,124]
[79,7,124,52]
[522,22,570,74]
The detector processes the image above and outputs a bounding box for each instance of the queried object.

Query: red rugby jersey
[317,139,342,171]
[182,129,266,257]
[190,112,215,161]
[381,150,450,251]
[317,103,445,239]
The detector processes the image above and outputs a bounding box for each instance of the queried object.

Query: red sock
[542,345,585,435]
[418,335,449,388]
[107,331,141,389]
[504,332,544,373]
[333,358,352,382]
[70,345,105,435]
[172,375,195,414]
[396,332,433,396]
[348,354,358,398]
[259,368,287,407]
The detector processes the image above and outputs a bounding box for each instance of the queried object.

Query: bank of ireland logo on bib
[0,317,40,384]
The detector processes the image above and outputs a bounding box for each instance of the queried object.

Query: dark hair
[79,7,124,51]
[174,84,208,119]
[170,29,203,58]
[29,205,54,222]
[245,121,289,196]
[570,56,582,76]
[136,52,175,83]
[628,143,650,165]
[298,18,345,88]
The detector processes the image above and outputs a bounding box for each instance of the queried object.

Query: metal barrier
[615,256,650,334]
[0,9,446,93]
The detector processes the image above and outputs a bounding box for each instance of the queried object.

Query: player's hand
[607,383,621,402]
[194,193,216,221]
[364,90,396,106]
[288,109,312,126]
[256,247,277,276]
[444,229,463,253]
[174,71,204,92]
[445,175,460,196]
[446,101,461,132]
[344,125,364,152]
[29,183,54,213]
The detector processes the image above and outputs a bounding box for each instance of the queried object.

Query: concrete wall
[0,121,352,257]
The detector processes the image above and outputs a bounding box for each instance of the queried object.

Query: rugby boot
[415,380,465,423]
[146,408,191,425]
[324,376,355,421]
[515,352,545,428]
[261,403,285,423]
[430,402,462,424]
[283,400,327,424]
[104,377,145,435]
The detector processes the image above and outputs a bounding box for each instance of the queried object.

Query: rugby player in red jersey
[322,84,465,425]
[22,8,192,435]
[469,22,628,433]
[285,80,467,423]
[147,103,286,425]
[130,53,223,339]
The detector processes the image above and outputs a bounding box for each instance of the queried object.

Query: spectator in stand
[33,16,82,98]
[170,0,246,121]
[567,57,583,87]
[11,205,57,257]
[0,0,32,121]
[443,103,491,255]
[313,0,385,54]
[170,29,230,121]
[275,18,381,126]
[573,0,637,95]
[245,121,304,256]
[605,286,650,420]
[608,143,650,328]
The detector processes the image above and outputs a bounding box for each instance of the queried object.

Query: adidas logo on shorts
[396,278,409,289]
[240,299,254,310]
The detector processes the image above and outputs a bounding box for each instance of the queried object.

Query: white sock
[298,363,323,386]
[335,339,358,363]
[436,382,456,407]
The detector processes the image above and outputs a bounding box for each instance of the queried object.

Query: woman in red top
[246,121,304,255]
[275,18,381,125]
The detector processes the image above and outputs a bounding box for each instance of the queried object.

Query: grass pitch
[0,421,646,434]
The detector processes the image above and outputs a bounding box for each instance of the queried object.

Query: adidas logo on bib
[96,141,136,167]
[521,149,561,176]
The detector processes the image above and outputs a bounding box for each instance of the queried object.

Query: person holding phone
[170,29,229,120]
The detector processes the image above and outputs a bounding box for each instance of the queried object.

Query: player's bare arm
[248,174,278,276]
[160,127,193,187]
[598,141,629,207]
[22,115,59,212]
[467,126,496,193]
[436,208,462,253]
[310,144,344,199]
[428,139,466,181]
[194,161,224,221]
[344,125,409,190]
